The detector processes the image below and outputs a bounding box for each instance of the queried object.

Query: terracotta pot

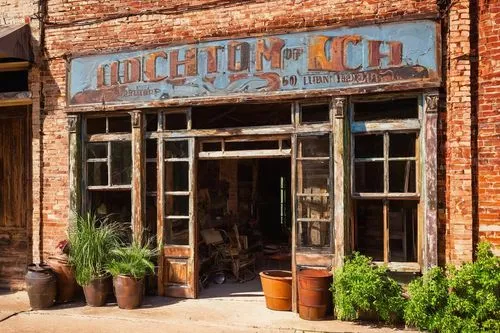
[47,256,77,303]
[259,270,292,311]
[83,276,112,307]
[298,269,333,320]
[113,275,144,309]
[25,263,56,310]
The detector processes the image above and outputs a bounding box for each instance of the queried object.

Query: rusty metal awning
[0,24,33,62]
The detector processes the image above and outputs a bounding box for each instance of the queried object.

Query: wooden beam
[64,80,441,114]
[131,110,145,243]
[68,115,81,226]
[423,92,439,270]
[333,97,347,268]
[0,61,29,72]
[157,113,165,296]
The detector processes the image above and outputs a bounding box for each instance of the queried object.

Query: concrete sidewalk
[0,281,415,333]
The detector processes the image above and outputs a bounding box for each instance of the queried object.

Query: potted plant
[68,213,123,307]
[107,241,156,309]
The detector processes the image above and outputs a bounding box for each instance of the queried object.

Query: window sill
[373,261,420,273]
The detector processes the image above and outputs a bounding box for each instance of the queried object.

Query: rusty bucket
[259,270,292,311]
[113,275,144,309]
[298,269,333,320]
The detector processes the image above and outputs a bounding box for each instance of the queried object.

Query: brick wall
[0,0,42,288]
[478,0,500,255]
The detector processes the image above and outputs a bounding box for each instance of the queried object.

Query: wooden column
[423,93,439,270]
[333,97,347,268]
[131,110,145,243]
[68,115,81,226]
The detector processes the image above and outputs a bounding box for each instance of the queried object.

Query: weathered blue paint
[68,20,439,105]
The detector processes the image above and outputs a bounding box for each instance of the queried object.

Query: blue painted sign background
[68,20,439,105]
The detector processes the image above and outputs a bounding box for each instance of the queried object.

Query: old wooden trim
[291,133,297,313]
[68,115,81,225]
[422,92,439,270]
[87,133,131,142]
[198,149,291,159]
[351,119,421,133]
[333,97,347,268]
[157,120,165,296]
[0,61,29,72]
[64,81,441,114]
[131,110,145,243]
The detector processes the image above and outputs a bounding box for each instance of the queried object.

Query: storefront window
[351,97,420,264]
[84,115,132,236]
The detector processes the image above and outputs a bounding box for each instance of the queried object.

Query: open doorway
[197,157,291,296]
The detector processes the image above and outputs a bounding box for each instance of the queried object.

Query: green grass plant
[68,213,124,286]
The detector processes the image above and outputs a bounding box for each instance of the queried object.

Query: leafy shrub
[405,242,500,332]
[68,213,123,286]
[332,252,406,323]
[404,267,449,331]
[107,241,156,279]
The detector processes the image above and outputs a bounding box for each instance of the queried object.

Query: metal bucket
[298,269,333,320]
[259,270,292,311]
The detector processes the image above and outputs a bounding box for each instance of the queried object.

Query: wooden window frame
[349,94,424,271]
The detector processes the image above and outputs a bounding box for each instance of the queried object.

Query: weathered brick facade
[0,0,498,288]
[0,0,41,289]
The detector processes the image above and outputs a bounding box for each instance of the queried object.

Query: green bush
[404,267,449,331]
[332,252,406,324]
[405,242,500,332]
[107,241,156,279]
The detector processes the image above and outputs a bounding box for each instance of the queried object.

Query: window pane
[165,113,187,130]
[165,162,189,191]
[299,222,331,248]
[389,161,416,193]
[301,104,329,123]
[145,196,157,247]
[87,117,107,135]
[389,133,416,157]
[108,116,131,133]
[146,139,157,159]
[299,135,330,157]
[87,143,107,159]
[88,162,108,186]
[111,142,132,185]
[389,200,418,262]
[355,200,383,261]
[165,140,188,158]
[165,218,189,245]
[297,196,330,220]
[89,190,132,240]
[165,195,189,217]
[354,162,384,193]
[353,98,418,121]
[202,142,221,152]
[225,140,279,151]
[146,113,158,132]
[300,160,329,194]
[146,162,157,192]
[354,134,383,158]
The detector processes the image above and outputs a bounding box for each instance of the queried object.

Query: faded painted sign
[68,20,439,105]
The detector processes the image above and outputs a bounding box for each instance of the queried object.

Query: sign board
[68,20,439,105]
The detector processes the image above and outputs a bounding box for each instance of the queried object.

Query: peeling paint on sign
[68,20,439,105]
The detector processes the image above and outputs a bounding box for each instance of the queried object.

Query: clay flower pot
[83,276,112,307]
[113,275,144,309]
[47,255,78,303]
[259,270,292,311]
